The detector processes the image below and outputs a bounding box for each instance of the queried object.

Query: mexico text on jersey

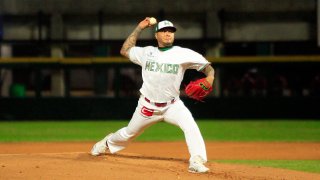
[145,61,179,74]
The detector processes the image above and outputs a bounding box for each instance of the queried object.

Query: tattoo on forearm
[121,27,142,57]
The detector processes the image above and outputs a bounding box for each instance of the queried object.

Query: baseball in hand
[149,17,157,25]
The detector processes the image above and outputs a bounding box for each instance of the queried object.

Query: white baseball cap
[155,20,177,32]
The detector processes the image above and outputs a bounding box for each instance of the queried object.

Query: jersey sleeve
[183,48,210,71]
[128,47,144,66]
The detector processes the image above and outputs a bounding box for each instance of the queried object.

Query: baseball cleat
[91,133,113,156]
[188,155,209,173]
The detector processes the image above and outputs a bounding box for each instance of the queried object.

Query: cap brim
[156,27,177,32]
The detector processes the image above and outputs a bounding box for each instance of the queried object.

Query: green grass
[0,121,128,142]
[0,120,319,174]
[199,120,320,142]
[216,160,320,174]
[0,120,319,142]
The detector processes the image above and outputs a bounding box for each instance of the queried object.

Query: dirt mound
[0,142,319,180]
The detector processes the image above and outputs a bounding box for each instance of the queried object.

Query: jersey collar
[158,46,173,51]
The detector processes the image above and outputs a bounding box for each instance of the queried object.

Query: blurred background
[0,0,319,120]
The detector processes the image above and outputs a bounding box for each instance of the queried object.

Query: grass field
[0,120,319,142]
[0,119,319,173]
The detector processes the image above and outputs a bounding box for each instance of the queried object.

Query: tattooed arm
[120,17,153,58]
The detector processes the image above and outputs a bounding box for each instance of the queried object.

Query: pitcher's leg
[164,100,207,161]
[107,103,161,153]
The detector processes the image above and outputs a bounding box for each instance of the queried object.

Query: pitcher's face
[155,28,175,47]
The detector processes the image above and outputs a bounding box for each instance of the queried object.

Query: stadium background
[0,0,320,120]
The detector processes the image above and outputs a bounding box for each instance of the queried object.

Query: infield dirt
[0,142,319,179]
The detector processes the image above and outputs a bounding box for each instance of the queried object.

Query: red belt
[144,97,175,107]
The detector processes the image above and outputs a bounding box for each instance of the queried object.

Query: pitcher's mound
[0,142,319,179]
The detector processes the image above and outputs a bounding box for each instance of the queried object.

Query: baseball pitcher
[91,17,215,173]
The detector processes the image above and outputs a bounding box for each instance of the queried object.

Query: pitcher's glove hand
[185,78,213,101]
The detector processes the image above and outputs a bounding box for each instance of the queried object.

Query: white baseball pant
[107,95,208,162]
